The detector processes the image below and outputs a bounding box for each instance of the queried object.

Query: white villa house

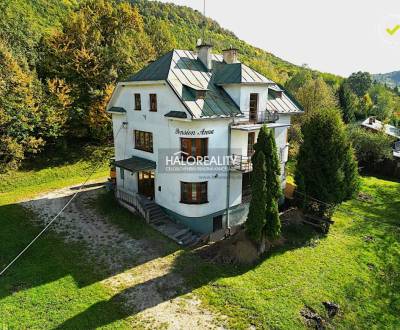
[107,44,303,244]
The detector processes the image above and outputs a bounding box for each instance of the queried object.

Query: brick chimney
[196,40,213,70]
[223,46,239,64]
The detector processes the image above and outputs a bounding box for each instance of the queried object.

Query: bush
[348,126,394,164]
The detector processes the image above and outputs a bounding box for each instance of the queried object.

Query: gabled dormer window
[150,94,157,112]
[197,90,207,99]
[269,89,283,99]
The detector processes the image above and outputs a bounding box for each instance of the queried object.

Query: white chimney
[223,46,239,64]
[196,42,213,71]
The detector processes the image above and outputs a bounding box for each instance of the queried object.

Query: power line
[0,124,124,276]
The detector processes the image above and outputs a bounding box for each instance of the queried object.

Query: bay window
[180,182,208,204]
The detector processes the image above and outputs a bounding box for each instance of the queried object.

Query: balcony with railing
[231,145,289,172]
[256,109,279,124]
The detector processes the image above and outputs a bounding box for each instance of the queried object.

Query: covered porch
[115,156,156,200]
[114,156,201,246]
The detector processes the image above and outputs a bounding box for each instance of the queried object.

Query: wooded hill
[373,71,400,88]
[0,0,398,171]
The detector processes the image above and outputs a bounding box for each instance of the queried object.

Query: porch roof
[115,156,156,173]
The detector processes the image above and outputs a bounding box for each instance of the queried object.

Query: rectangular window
[134,130,153,153]
[180,138,208,160]
[249,93,259,122]
[247,132,255,157]
[150,94,157,112]
[120,169,124,180]
[180,182,208,204]
[134,94,141,111]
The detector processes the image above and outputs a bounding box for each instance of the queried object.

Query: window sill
[179,201,209,205]
[134,148,153,153]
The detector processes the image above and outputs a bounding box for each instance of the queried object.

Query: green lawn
[176,176,400,329]
[0,153,399,329]
[0,156,132,329]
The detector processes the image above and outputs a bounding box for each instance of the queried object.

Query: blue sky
[156,0,400,77]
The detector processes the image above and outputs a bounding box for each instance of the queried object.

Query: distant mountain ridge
[373,71,400,87]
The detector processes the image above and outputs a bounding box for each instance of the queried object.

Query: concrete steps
[138,196,200,247]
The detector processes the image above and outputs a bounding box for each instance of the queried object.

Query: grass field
[176,176,400,329]
[0,154,399,329]
[0,155,132,329]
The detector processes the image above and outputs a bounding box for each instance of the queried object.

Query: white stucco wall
[110,81,294,221]
[224,84,269,121]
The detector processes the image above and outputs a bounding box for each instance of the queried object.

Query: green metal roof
[213,62,274,85]
[125,51,173,82]
[122,49,299,118]
[124,50,241,118]
[115,156,156,173]
[167,50,241,118]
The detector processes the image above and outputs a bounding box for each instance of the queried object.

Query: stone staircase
[133,195,201,247]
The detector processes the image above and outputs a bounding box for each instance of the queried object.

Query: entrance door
[249,93,259,122]
[138,171,155,199]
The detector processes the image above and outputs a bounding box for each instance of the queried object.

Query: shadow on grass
[57,202,323,328]
[340,178,400,326]
[0,188,179,301]
[1,184,323,329]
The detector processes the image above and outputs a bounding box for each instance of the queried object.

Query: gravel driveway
[22,180,225,329]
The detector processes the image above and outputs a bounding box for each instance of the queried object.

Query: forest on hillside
[0,0,399,171]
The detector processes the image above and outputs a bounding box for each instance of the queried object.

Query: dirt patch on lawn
[22,181,226,329]
[197,231,259,265]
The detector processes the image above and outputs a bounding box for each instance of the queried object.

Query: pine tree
[295,108,360,215]
[246,151,267,243]
[338,82,358,123]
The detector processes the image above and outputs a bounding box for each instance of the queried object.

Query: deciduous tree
[39,0,155,141]
[295,77,337,113]
[347,71,372,97]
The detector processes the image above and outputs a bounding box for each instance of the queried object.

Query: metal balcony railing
[231,154,253,172]
[257,110,279,124]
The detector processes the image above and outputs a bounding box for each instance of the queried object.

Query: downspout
[225,117,234,236]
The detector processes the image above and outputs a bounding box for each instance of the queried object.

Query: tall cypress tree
[246,151,267,243]
[247,125,282,246]
[263,127,282,240]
